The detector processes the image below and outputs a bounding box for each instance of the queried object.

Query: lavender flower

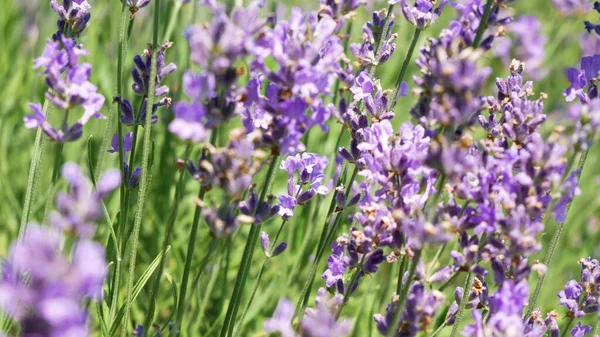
[493,16,548,80]
[0,225,106,337]
[394,0,449,30]
[50,162,120,238]
[264,289,351,337]
[350,9,397,67]
[375,282,445,336]
[132,42,176,97]
[244,8,343,154]
[126,0,151,14]
[107,132,142,187]
[24,38,105,143]
[552,0,590,16]
[50,0,91,38]
[278,153,329,219]
[187,134,263,199]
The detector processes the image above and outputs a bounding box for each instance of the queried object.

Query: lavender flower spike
[50,162,120,238]
[393,0,449,30]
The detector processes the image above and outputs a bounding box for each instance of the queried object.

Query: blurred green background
[0,0,599,336]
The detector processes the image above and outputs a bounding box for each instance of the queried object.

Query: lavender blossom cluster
[5,0,600,337]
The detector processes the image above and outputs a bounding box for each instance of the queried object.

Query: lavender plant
[3,0,600,337]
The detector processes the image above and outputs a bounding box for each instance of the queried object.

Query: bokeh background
[0,0,599,335]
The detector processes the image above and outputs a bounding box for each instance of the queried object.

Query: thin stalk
[163,1,183,42]
[220,155,281,337]
[143,144,192,331]
[386,250,422,337]
[106,6,135,323]
[560,317,575,337]
[389,27,421,109]
[42,110,70,222]
[197,245,225,324]
[438,270,461,292]
[430,321,448,337]
[449,273,473,337]
[19,101,53,236]
[427,242,447,277]
[96,10,134,178]
[119,0,161,334]
[172,187,207,336]
[235,258,267,336]
[395,254,408,295]
[594,320,600,336]
[126,97,146,182]
[472,0,493,48]
[526,145,592,317]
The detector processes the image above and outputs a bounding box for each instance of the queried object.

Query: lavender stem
[120,0,162,332]
[19,100,53,236]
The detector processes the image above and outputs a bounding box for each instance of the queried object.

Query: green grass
[0,0,599,336]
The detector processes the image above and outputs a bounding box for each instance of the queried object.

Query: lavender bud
[260,231,270,255]
[271,242,288,257]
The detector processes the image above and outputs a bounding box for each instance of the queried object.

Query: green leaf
[109,245,172,336]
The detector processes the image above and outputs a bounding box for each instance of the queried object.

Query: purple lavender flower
[0,225,106,337]
[132,42,176,97]
[24,38,105,143]
[188,136,262,199]
[302,288,352,337]
[412,42,491,128]
[552,0,590,16]
[278,153,329,219]
[107,132,142,187]
[50,0,91,38]
[394,0,448,30]
[264,299,297,337]
[243,8,342,154]
[375,282,445,336]
[553,171,581,222]
[50,162,120,237]
[350,9,397,67]
[126,0,151,13]
[493,16,548,80]
[570,323,592,337]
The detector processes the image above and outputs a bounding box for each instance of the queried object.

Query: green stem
[19,101,53,236]
[449,273,473,337]
[42,109,70,222]
[526,144,592,317]
[162,0,183,42]
[143,144,192,331]
[438,270,461,292]
[96,11,134,179]
[427,243,447,277]
[395,253,408,295]
[560,317,575,337]
[220,154,281,337]
[472,0,493,48]
[235,257,268,336]
[120,0,161,333]
[386,250,423,337]
[173,187,207,336]
[430,321,448,337]
[389,27,421,109]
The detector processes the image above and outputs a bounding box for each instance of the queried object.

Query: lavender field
[1,0,600,336]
